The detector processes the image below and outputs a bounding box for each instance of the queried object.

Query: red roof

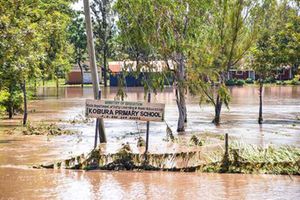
[109,63,121,73]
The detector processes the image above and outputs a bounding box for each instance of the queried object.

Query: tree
[0,0,45,124]
[188,0,262,125]
[41,0,74,94]
[250,0,299,124]
[115,0,210,132]
[68,12,87,88]
[0,0,75,124]
[91,0,116,87]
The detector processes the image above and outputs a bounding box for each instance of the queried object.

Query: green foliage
[225,79,236,86]
[245,78,254,84]
[263,77,276,84]
[236,79,245,86]
[0,89,23,116]
[0,0,75,119]
[250,1,300,82]
[187,0,263,123]
[91,0,116,61]
[218,84,231,109]
[0,90,9,116]
[68,11,87,64]
[226,79,245,86]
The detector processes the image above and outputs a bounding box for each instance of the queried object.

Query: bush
[245,78,254,84]
[294,75,300,81]
[225,79,245,86]
[0,90,9,116]
[264,77,276,84]
[276,81,286,85]
[225,79,236,86]
[0,89,23,117]
[236,79,245,86]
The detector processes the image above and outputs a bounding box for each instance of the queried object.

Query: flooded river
[0,85,300,199]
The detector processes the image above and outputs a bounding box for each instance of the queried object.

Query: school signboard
[86,99,165,122]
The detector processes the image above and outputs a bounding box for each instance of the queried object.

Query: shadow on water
[263,119,300,125]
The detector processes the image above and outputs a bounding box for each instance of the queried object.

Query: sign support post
[144,92,151,159]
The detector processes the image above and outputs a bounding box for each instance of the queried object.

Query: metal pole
[83,0,106,144]
[145,92,151,157]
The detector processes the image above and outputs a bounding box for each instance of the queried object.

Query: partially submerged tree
[188,0,262,125]
[115,0,210,132]
[250,0,299,124]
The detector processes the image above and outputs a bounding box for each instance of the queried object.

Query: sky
[72,0,83,11]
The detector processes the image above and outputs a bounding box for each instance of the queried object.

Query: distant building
[66,61,101,84]
[228,66,293,80]
[109,61,174,87]
[66,60,295,85]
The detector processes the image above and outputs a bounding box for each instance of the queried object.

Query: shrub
[276,81,286,85]
[0,89,23,117]
[225,79,236,86]
[264,77,276,83]
[236,79,245,86]
[0,90,9,116]
[245,78,254,84]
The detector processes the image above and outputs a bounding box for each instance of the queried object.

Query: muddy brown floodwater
[0,85,300,199]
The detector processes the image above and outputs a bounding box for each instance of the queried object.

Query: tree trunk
[176,87,186,132]
[175,54,187,132]
[212,94,222,125]
[34,79,37,96]
[56,77,59,97]
[8,106,13,119]
[78,61,84,88]
[258,81,263,124]
[8,85,13,119]
[102,1,108,88]
[184,107,187,123]
[21,80,28,126]
[103,48,107,87]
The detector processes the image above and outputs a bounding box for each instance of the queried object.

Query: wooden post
[225,133,228,156]
[144,92,151,159]
[97,90,106,144]
[94,119,98,149]
[83,0,106,145]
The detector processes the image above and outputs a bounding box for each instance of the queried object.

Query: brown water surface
[0,85,299,199]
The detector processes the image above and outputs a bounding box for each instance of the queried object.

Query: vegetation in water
[200,142,300,175]
[4,122,75,136]
[39,140,299,175]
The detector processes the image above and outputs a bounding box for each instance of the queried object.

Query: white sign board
[86,99,165,122]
